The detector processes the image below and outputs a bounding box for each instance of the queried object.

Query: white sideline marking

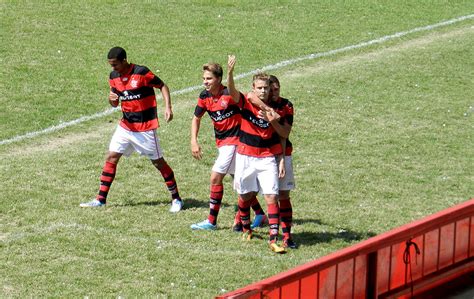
[1,14,473,146]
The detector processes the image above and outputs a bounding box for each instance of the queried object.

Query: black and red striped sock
[267,203,280,243]
[234,205,241,224]
[159,162,181,201]
[250,195,265,216]
[279,198,293,240]
[207,184,223,225]
[238,197,252,232]
[96,161,117,204]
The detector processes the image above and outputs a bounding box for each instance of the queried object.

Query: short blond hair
[252,72,270,85]
[202,63,223,79]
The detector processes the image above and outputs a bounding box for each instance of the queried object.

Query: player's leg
[190,171,225,230]
[250,196,268,229]
[191,145,236,230]
[138,129,182,212]
[258,156,285,253]
[151,157,183,212]
[279,156,297,248]
[233,153,259,239]
[81,125,130,207]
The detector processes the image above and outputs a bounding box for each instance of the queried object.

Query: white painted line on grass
[1,14,473,146]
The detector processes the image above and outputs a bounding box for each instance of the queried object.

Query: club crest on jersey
[130,79,138,88]
[220,100,228,109]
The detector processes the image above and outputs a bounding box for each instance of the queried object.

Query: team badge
[220,100,228,108]
[130,79,138,88]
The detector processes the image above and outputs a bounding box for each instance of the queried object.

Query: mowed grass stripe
[1,14,473,146]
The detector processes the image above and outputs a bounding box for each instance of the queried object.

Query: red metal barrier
[217,198,474,299]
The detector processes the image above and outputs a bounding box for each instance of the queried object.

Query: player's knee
[210,172,225,185]
[106,152,121,164]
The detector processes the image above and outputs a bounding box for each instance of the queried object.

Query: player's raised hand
[227,55,236,73]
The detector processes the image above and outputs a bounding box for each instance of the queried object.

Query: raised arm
[226,55,241,104]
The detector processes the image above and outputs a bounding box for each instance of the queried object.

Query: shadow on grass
[293,228,376,246]
[112,197,233,209]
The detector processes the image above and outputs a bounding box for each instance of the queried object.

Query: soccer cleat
[283,238,298,249]
[190,219,217,230]
[269,242,286,254]
[80,199,106,207]
[242,230,253,241]
[232,222,243,232]
[250,214,268,229]
[169,199,183,213]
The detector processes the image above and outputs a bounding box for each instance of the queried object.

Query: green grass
[1,1,474,298]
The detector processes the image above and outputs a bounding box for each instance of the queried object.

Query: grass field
[1,1,473,298]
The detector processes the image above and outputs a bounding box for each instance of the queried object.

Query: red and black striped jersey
[194,84,242,147]
[270,97,294,156]
[109,64,164,132]
[237,94,282,157]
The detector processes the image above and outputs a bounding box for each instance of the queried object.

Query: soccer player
[80,47,183,212]
[190,56,267,230]
[228,65,287,253]
[267,75,297,249]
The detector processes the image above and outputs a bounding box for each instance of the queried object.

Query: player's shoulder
[109,70,121,79]
[199,89,211,100]
[280,97,293,106]
[222,86,230,96]
[132,64,151,75]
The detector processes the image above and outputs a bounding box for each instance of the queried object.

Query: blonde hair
[252,72,270,85]
[202,63,223,79]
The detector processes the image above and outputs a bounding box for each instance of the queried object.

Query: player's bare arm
[109,91,119,107]
[191,115,203,160]
[226,55,241,104]
[259,110,289,138]
[278,137,286,179]
[161,84,173,122]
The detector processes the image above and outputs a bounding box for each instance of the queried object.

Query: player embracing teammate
[228,57,293,253]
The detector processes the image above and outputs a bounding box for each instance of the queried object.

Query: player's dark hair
[203,63,223,80]
[269,75,280,87]
[108,47,127,61]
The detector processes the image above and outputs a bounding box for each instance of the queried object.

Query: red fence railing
[217,198,474,299]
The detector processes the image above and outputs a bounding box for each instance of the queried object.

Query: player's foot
[283,238,298,249]
[190,219,217,230]
[232,222,243,232]
[250,214,267,229]
[242,230,253,241]
[169,199,183,213]
[80,199,105,207]
[269,242,286,254]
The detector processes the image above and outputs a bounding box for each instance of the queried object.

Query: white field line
[1,14,473,146]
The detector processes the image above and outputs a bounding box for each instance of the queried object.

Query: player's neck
[210,84,223,96]
[119,63,132,76]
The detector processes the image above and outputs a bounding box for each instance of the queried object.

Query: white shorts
[109,125,163,160]
[233,153,279,195]
[278,155,295,191]
[212,145,236,175]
